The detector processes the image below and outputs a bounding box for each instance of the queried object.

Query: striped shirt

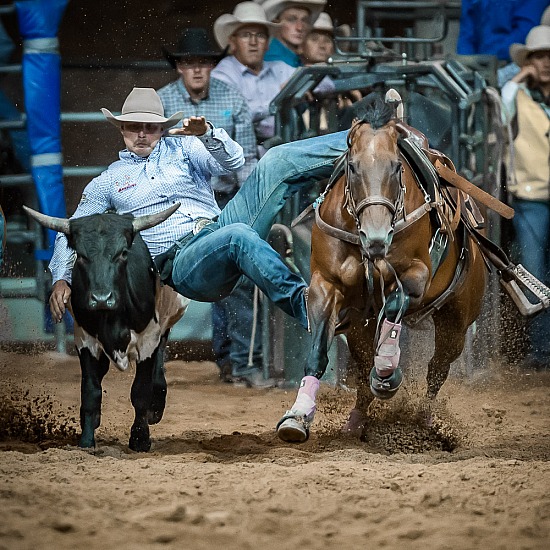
[157,78,257,193]
[211,56,296,142]
[49,128,244,284]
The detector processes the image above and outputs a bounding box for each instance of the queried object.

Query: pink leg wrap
[374,319,402,377]
[291,376,320,418]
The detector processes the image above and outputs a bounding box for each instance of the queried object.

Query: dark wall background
[0,1,369,214]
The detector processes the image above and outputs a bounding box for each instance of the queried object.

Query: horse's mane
[353,93,394,129]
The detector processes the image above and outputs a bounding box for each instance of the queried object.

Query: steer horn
[23,205,71,234]
[132,202,181,233]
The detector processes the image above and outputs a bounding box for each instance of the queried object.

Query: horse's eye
[392,161,402,175]
[348,162,356,175]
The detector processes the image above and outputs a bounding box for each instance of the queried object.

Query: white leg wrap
[374,319,402,377]
[291,375,319,419]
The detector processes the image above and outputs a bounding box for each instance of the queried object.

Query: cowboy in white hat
[501,25,550,371]
[255,0,326,67]
[48,84,320,389]
[49,86,245,323]
[212,2,295,152]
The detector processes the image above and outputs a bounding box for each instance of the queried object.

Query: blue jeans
[212,277,263,377]
[512,198,550,357]
[171,131,348,330]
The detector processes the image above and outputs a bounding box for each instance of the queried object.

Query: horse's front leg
[277,276,343,443]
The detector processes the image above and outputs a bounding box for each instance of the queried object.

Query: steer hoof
[129,425,151,452]
[147,409,164,425]
[78,434,96,449]
[277,417,309,443]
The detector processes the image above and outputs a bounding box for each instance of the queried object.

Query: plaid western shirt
[157,78,257,194]
[49,129,244,284]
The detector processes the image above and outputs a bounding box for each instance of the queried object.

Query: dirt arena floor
[0,346,548,550]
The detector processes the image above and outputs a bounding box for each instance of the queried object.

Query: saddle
[293,121,550,318]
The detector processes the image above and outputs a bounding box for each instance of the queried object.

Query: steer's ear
[132,203,181,233]
[23,206,70,234]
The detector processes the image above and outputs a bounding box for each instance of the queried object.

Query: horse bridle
[342,133,406,250]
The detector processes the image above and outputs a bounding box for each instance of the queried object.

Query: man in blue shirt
[256,0,326,67]
[457,0,547,62]
[158,28,263,385]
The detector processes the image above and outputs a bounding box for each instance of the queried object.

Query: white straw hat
[101,88,183,129]
[510,25,550,67]
[310,12,351,37]
[214,1,280,49]
[254,0,326,24]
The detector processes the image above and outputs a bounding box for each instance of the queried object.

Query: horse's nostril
[368,242,386,259]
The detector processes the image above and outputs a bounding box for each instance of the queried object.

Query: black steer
[24,205,188,452]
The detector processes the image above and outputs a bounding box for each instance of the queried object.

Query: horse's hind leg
[427,308,470,399]
[341,321,377,436]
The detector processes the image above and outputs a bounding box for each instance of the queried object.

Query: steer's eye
[76,254,89,265]
[116,249,128,262]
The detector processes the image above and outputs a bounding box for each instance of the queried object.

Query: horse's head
[346,96,404,261]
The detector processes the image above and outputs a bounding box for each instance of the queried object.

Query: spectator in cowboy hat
[255,0,326,67]
[212,1,295,155]
[501,24,550,370]
[300,12,360,135]
[300,12,351,65]
[498,3,550,86]
[157,28,264,386]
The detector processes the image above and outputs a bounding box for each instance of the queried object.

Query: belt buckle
[193,218,211,235]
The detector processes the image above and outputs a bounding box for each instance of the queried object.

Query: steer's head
[24,204,180,312]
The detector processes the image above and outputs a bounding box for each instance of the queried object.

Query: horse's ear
[385,88,404,120]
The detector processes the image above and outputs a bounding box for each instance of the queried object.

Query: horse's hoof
[277,417,309,443]
[369,367,403,400]
[342,408,367,437]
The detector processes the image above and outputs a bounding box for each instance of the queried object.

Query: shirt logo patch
[117,175,137,193]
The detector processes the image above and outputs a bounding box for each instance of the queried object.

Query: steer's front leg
[78,348,110,448]
[129,356,155,452]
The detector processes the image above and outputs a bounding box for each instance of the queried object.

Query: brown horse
[277,93,487,443]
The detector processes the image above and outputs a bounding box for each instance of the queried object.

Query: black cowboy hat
[162,27,223,68]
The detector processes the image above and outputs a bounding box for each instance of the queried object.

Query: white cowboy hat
[101,87,183,129]
[214,2,280,50]
[541,6,550,27]
[510,25,550,67]
[255,0,326,24]
[310,12,351,37]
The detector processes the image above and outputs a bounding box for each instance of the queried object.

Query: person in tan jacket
[502,25,550,369]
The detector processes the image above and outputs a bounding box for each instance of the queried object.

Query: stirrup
[500,264,550,318]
